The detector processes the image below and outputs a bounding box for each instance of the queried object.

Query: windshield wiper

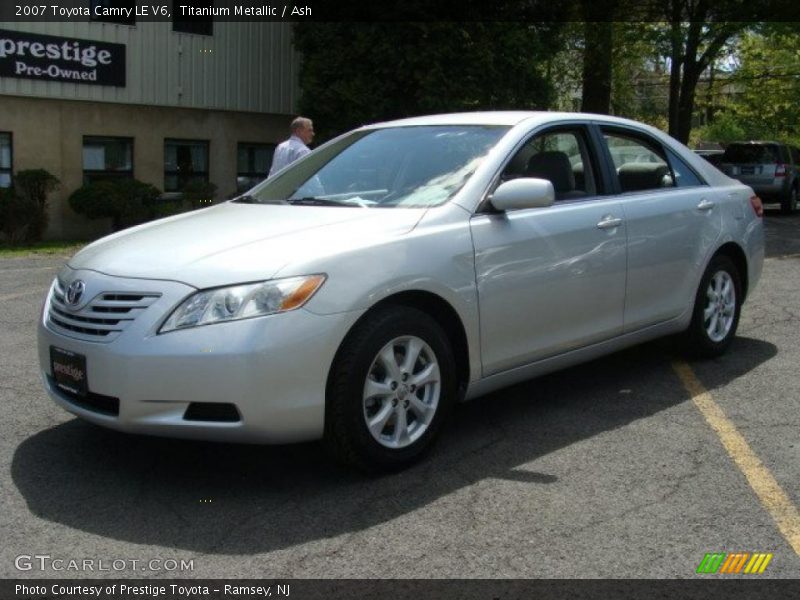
[288,197,353,207]
[232,195,287,205]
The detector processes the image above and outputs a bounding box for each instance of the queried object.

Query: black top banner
[1,0,800,22]
[0,29,126,87]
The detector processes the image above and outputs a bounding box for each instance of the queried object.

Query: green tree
[690,112,747,147]
[292,22,565,141]
[610,23,669,126]
[660,1,754,143]
[726,29,800,143]
[579,1,618,114]
[547,23,583,111]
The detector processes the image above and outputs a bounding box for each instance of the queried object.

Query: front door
[470,127,628,376]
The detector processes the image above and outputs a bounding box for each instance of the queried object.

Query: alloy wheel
[704,270,736,343]
[362,336,441,449]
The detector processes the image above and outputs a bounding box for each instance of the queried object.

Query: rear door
[598,126,722,331]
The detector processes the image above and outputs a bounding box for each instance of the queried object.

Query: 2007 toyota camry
[39,112,764,471]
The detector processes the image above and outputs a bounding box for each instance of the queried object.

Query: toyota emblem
[65,280,86,307]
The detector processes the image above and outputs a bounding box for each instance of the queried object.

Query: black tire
[684,255,742,359]
[781,185,798,214]
[324,305,457,473]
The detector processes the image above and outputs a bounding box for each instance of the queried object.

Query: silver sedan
[38,112,765,472]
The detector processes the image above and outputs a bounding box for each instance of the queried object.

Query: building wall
[0,95,291,239]
[0,20,301,240]
[0,21,300,113]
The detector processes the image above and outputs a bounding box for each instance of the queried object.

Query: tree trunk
[675,20,703,144]
[580,20,613,114]
[676,65,703,143]
[667,14,683,138]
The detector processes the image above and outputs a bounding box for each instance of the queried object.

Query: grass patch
[0,241,87,257]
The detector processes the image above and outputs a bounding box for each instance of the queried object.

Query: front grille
[48,376,120,416]
[183,402,241,423]
[46,279,160,342]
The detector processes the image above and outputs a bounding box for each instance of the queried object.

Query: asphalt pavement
[1,209,798,580]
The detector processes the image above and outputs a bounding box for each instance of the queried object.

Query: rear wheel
[684,255,742,358]
[781,185,798,214]
[324,306,457,473]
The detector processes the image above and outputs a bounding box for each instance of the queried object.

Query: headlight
[159,274,326,333]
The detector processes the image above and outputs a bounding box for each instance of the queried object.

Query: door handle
[596,216,623,230]
[697,199,716,211]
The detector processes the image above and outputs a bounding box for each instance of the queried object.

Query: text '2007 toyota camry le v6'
[39,112,764,472]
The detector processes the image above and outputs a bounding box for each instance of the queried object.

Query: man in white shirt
[268,116,315,177]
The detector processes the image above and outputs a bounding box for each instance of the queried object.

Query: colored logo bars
[696,552,773,574]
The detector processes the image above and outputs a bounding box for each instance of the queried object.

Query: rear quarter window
[666,149,705,187]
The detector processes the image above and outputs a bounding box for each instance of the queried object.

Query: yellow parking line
[673,361,800,556]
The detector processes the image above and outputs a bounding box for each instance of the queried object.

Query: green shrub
[147,199,186,220]
[1,169,60,243]
[0,187,33,243]
[691,112,748,148]
[182,180,217,209]
[69,178,163,232]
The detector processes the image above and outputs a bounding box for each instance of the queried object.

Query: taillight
[750,195,763,218]
[775,163,787,177]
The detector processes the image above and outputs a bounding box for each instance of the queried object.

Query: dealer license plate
[50,346,88,397]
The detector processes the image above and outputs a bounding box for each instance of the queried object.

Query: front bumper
[38,269,363,443]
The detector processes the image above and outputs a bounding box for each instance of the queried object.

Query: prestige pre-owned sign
[0,29,125,87]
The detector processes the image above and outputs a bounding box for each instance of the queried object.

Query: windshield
[242,125,509,208]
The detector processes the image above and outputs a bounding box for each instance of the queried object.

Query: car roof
[364,111,656,129]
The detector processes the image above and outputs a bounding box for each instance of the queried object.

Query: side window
[164,139,209,192]
[666,148,705,188]
[83,136,134,185]
[602,130,675,193]
[500,129,597,201]
[789,146,800,166]
[237,142,276,193]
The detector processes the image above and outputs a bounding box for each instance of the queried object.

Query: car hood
[69,202,427,288]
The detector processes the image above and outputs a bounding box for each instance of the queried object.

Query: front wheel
[324,306,457,473]
[684,255,742,358]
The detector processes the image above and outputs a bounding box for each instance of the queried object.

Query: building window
[83,136,134,184]
[172,1,214,35]
[164,139,209,192]
[0,133,12,188]
[90,1,136,25]
[237,143,275,192]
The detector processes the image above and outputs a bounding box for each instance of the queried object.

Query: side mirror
[490,178,555,212]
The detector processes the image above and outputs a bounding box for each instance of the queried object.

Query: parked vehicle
[39,112,764,472]
[694,149,725,168]
[719,141,799,214]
